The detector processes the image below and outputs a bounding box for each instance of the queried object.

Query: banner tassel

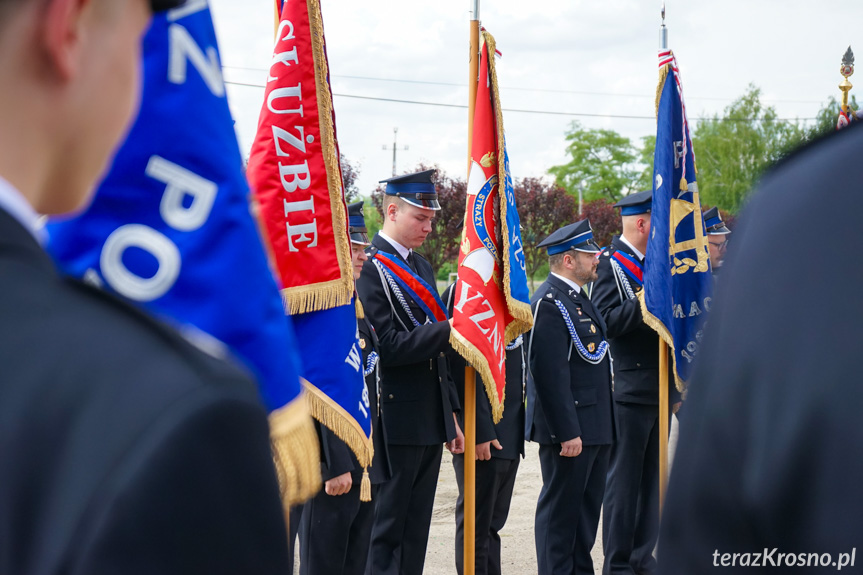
[360,468,372,502]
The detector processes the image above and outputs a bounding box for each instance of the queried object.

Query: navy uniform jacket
[0,209,289,575]
[592,236,680,404]
[315,314,391,484]
[525,275,615,446]
[442,283,525,461]
[355,234,459,446]
[659,123,863,572]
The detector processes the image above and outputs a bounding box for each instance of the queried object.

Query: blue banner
[46,4,304,414]
[502,143,531,309]
[292,302,371,434]
[643,54,713,387]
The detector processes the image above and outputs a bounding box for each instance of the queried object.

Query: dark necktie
[580,287,599,320]
[406,251,417,273]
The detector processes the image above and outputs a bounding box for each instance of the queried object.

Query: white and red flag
[450,30,532,423]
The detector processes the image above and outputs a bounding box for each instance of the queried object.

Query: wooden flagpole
[658,340,669,515]
[657,0,670,521]
[464,2,480,574]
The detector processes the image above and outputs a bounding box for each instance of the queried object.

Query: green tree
[692,85,807,213]
[635,134,656,192]
[549,121,641,203]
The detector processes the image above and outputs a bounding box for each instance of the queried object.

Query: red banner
[247,0,352,315]
[450,31,532,423]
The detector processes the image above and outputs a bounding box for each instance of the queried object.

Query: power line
[221,65,827,105]
[223,79,817,122]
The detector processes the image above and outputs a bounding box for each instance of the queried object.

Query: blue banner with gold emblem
[45,2,320,506]
[641,50,713,390]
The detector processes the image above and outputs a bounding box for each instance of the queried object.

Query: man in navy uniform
[357,169,464,575]
[658,124,863,573]
[703,207,731,277]
[592,190,680,575]
[526,219,616,575]
[442,280,526,575]
[300,202,391,575]
[0,0,290,573]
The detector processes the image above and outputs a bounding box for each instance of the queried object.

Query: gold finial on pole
[659,2,667,50]
[839,46,854,113]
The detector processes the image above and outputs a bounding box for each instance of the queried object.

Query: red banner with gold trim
[247,0,352,315]
[450,31,532,423]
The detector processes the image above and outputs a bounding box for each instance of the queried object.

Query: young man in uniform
[526,219,616,575]
[356,169,464,575]
[0,1,290,573]
[300,201,391,575]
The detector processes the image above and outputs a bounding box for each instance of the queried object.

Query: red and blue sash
[374,251,449,323]
[612,249,644,288]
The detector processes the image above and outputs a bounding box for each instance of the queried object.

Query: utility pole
[382,127,409,176]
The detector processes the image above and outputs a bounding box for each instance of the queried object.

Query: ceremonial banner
[450,30,532,423]
[641,49,713,391]
[246,0,373,484]
[46,3,319,506]
[248,0,353,314]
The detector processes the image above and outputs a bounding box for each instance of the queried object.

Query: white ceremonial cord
[610,258,637,300]
[553,299,609,365]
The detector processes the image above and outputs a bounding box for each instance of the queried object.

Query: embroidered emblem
[590,324,596,334]
[359,338,367,350]
[588,342,596,352]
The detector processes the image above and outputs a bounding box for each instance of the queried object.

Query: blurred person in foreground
[0,1,289,573]
[658,123,863,573]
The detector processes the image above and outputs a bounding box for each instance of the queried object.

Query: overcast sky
[209,0,861,197]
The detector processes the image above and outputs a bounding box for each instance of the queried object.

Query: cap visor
[350,232,371,245]
[403,198,441,211]
[575,241,602,254]
[707,225,731,235]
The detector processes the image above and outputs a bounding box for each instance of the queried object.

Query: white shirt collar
[550,272,582,294]
[0,175,46,245]
[619,234,645,261]
[378,230,411,261]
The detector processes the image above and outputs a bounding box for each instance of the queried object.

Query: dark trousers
[535,443,610,575]
[602,403,664,575]
[299,483,377,575]
[452,454,520,575]
[367,443,443,575]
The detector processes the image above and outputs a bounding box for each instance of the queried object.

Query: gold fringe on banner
[482,30,534,342]
[281,279,353,316]
[355,297,365,319]
[450,329,506,424]
[637,290,686,393]
[303,379,375,471]
[269,391,322,508]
